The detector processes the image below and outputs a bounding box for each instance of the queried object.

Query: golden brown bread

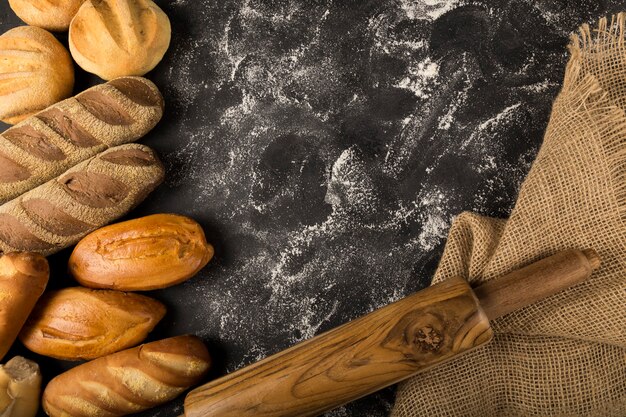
[0,356,41,417]
[0,252,49,361]
[8,0,86,31]
[69,214,214,291]
[0,26,74,125]
[42,335,211,417]
[0,143,165,256]
[19,287,166,361]
[0,76,163,205]
[69,0,171,80]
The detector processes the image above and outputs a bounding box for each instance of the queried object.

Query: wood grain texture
[184,276,492,417]
[474,248,601,320]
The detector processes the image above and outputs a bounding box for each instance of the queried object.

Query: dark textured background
[1,1,624,416]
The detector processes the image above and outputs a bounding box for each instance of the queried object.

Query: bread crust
[69,0,171,80]
[70,214,214,291]
[0,76,163,206]
[42,335,211,417]
[19,287,166,360]
[0,26,74,125]
[0,143,165,256]
[0,356,42,417]
[0,252,49,361]
[8,0,86,31]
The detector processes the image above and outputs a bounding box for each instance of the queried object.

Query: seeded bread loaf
[0,76,163,205]
[0,143,165,256]
[42,335,211,417]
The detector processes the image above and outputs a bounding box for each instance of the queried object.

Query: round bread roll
[69,0,171,80]
[0,26,74,125]
[8,0,86,32]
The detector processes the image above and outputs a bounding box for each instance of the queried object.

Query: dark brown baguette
[42,335,211,417]
[0,143,165,256]
[0,76,163,205]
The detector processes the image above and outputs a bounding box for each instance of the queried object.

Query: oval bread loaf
[0,26,74,125]
[0,143,165,256]
[0,76,163,205]
[42,335,211,417]
[0,252,49,361]
[70,214,214,291]
[69,0,171,80]
[19,287,166,361]
[8,0,86,31]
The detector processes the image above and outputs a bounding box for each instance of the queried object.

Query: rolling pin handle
[184,248,600,417]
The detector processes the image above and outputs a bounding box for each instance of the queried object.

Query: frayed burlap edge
[392,13,626,417]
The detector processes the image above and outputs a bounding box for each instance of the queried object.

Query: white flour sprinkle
[396,57,440,98]
[401,0,459,21]
[477,103,522,132]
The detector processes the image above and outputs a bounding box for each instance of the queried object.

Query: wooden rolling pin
[185,249,600,417]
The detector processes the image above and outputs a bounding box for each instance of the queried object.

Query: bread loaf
[8,0,86,31]
[0,143,164,256]
[43,335,211,417]
[0,76,163,205]
[0,252,49,361]
[0,26,74,125]
[70,214,214,291]
[0,356,41,417]
[19,287,166,361]
[69,0,171,80]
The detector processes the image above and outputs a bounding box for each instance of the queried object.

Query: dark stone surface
[0,1,624,416]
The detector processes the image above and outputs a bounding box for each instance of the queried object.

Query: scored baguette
[0,76,163,205]
[43,335,211,417]
[19,287,166,361]
[0,253,49,361]
[0,143,165,256]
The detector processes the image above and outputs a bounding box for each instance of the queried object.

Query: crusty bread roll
[0,26,74,125]
[0,356,41,417]
[43,335,211,417]
[0,252,49,361]
[0,76,163,205]
[69,0,171,80]
[70,214,214,291]
[8,0,86,31]
[19,287,166,361]
[0,143,165,256]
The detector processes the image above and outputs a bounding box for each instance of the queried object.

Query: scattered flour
[396,57,440,99]
[401,0,460,21]
[477,103,522,132]
[161,3,560,415]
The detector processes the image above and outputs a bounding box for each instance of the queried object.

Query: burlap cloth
[392,14,626,417]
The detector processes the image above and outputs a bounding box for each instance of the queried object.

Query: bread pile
[2,0,171,124]
[0,2,218,417]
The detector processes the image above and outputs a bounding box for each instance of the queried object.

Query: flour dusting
[147,0,571,415]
